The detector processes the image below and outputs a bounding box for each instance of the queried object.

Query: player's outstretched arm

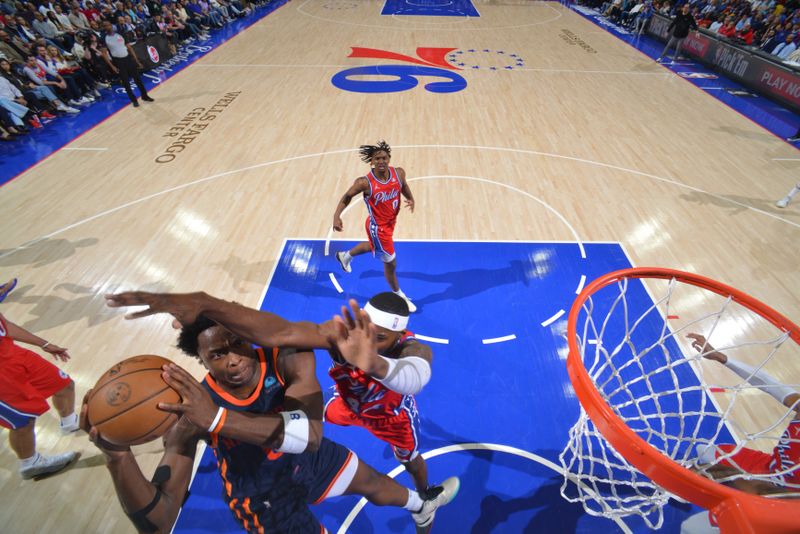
[81,395,202,534]
[1,313,70,361]
[397,168,415,213]
[332,177,369,231]
[688,333,799,413]
[105,291,332,350]
[329,300,432,395]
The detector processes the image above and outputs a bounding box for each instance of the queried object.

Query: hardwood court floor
[0,1,798,532]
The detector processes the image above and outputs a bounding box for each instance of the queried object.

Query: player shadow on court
[678,190,797,217]
[211,254,276,294]
[0,237,99,268]
[360,260,528,308]
[5,281,172,331]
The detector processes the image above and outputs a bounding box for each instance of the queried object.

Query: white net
[558,274,800,530]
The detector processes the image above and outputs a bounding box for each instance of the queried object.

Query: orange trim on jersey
[243,498,264,534]
[313,450,354,504]
[205,348,268,406]
[271,347,285,386]
[210,408,228,435]
[219,457,233,498]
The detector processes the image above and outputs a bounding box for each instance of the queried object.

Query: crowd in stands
[584,0,800,63]
[0,0,270,141]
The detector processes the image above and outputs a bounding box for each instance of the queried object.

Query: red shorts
[364,218,395,262]
[714,444,773,475]
[0,346,71,429]
[325,396,420,462]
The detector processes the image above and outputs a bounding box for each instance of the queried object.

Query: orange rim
[566,267,800,533]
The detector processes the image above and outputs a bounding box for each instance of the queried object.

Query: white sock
[786,185,800,200]
[20,452,41,469]
[60,413,77,427]
[394,289,407,298]
[404,489,423,512]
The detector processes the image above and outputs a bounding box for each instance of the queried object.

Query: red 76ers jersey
[364,167,402,228]
[770,418,800,484]
[328,332,417,419]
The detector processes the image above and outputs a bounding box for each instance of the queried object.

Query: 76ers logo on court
[331,47,467,94]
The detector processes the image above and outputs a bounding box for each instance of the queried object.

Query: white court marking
[414,333,449,344]
[482,334,517,344]
[6,143,798,262]
[575,274,587,294]
[328,272,344,293]
[334,442,632,534]
[541,309,565,327]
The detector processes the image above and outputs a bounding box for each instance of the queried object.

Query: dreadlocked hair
[359,140,391,163]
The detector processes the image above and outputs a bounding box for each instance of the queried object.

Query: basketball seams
[89,364,171,399]
[124,412,178,446]
[90,384,178,427]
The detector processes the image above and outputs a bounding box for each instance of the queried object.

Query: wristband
[276,410,309,454]
[207,406,227,434]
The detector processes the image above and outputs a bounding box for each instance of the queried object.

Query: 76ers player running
[325,294,432,496]
[332,141,418,312]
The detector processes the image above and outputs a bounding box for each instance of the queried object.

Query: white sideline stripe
[62,147,108,151]
[575,274,587,295]
[336,442,632,534]
[482,334,517,344]
[541,309,565,327]
[415,333,450,344]
[772,158,800,161]
[328,272,343,294]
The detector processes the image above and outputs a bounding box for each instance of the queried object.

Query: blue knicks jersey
[202,347,294,501]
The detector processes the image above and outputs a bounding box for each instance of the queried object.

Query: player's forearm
[195,294,329,349]
[217,410,284,448]
[105,452,165,516]
[5,321,49,348]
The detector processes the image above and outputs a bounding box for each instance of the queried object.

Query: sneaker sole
[31,452,81,481]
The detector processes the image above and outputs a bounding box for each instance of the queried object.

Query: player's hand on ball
[105,291,204,326]
[158,363,218,431]
[328,299,380,375]
[80,390,131,457]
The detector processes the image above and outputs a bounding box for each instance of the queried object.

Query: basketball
[87,355,181,446]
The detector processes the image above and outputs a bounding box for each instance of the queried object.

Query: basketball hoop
[559,267,800,533]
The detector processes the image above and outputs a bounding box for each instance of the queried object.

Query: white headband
[364,302,408,332]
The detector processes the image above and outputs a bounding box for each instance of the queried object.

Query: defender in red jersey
[332,141,418,312]
[97,291,459,534]
[0,312,80,479]
[325,293,433,496]
[688,334,800,490]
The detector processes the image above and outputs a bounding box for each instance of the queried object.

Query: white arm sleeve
[724,358,797,404]
[377,356,431,396]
